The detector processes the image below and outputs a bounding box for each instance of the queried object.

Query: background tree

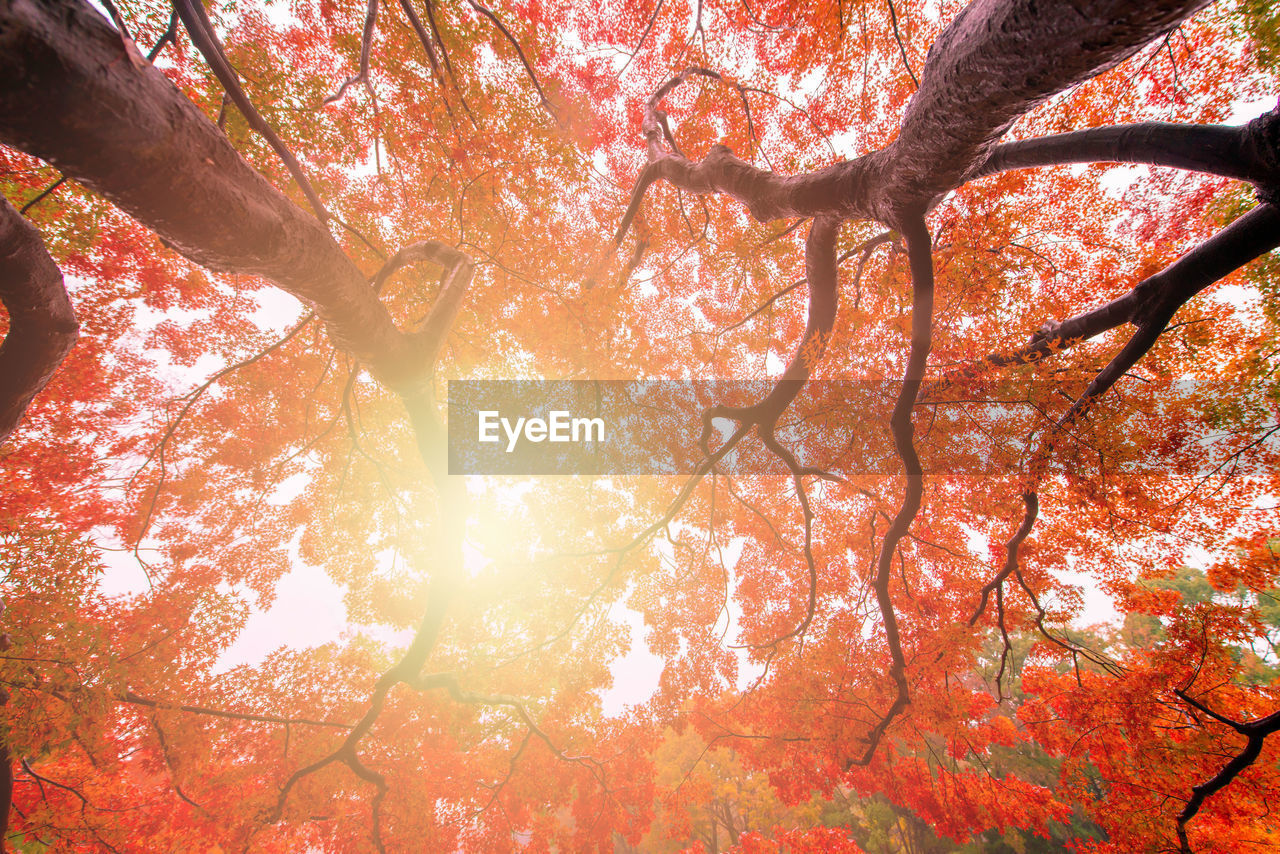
[1,0,1279,851]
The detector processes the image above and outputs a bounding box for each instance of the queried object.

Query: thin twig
[174,0,330,222]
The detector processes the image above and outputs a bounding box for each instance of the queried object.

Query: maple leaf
[2,0,1280,851]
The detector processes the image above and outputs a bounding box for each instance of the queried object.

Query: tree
[1,0,1279,850]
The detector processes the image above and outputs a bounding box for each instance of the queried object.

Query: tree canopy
[2,0,1280,850]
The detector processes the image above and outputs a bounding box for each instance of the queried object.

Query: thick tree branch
[879,0,1214,222]
[372,240,475,372]
[620,1,1220,231]
[615,111,887,231]
[968,109,1280,195]
[0,194,77,444]
[0,0,460,395]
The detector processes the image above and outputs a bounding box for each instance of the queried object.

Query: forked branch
[325,0,380,106]
[706,217,843,651]
[396,0,446,90]
[700,216,842,451]
[934,202,1280,393]
[966,204,1280,687]
[969,492,1038,627]
[1174,690,1280,852]
[1032,202,1280,459]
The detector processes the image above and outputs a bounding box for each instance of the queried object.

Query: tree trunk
[0,0,432,394]
[0,194,76,443]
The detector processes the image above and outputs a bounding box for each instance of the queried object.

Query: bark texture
[878,0,1214,221]
[0,0,436,393]
[0,194,76,443]
[622,0,1217,229]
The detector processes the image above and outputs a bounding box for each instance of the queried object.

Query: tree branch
[120,690,352,729]
[420,0,476,123]
[969,492,1038,625]
[620,1,1222,232]
[934,202,1280,391]
[880,0,1214,222]
[848,214,934,766]
[1174,690,1280,852]
[325,0,379,106]
[465,0,559,123]
[617,0,663,76]
[145,8,178,62]
[1029,203,1280,463]
[395,0,446,90]
[703,216,842,438]
[368,239,475,375]
[18,175,65,214]
[886,0,918,89]
[0,0,466,394]
[718,231,892,338]
[173,0,331,223]
[0,194,77,443]
[968,109,1280,196]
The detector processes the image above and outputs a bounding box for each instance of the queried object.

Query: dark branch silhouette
[174,0,332,223]
[466,0,559,123]
[886,0,918,89]
[1174,690,1280,853]
[846,214,932,766]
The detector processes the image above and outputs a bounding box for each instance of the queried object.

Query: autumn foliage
[2,0,1280,851]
